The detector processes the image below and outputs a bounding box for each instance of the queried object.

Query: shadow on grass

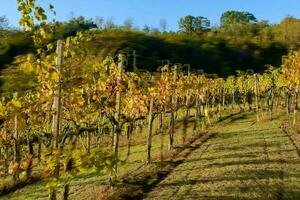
[118,132,216,200]
[0,173,44,197]
[218,113,247,124]
[183,148,299,163]
[178,158,300,169]
[217,128,279,140]
[153,167,300,199]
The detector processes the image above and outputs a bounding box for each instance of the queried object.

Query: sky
[1,0,300,30]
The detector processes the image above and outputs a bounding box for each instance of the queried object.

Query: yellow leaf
[21,62,34,74]
[0,102,5,116]
[12,99,22,108]
[51,71,59,81]
[204,108,209,117]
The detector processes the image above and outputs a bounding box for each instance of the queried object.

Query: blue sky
[1,0,300,30]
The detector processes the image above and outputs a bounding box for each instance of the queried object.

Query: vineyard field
[1,111,300,199]
[0,109,211,200]
[1,1,300,200]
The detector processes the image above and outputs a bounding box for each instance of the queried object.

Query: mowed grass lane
[144,113,300,200]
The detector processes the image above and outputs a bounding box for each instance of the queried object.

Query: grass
[1,110,300,200]
[0,109,202,200]
[144,112,300,200]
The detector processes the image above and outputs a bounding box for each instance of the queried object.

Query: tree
[178,15,210,33]
[159,19,168,32]
[142,25,151,33]
[55,16,97,38]
[104,17,116,29]
[95,16,104,29]
[194,16,210,32]
[0,16,8,29]
[0,16,8,49]
[178,15,194,33]
[0,16,8,43]
[220,11,257,27]
[280,16,300,49]
[123,18,134,30]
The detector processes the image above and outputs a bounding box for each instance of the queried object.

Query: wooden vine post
[49,40,63,200]
[147,96,154,164]
[169,68,177,150]
[293,86,299,125]
[269,73,275,120]
[13,99,20,182]
[222,84,226,109]
[254,74,259,122]
[194,74,202,132]
[133,50,138,72]
[111,53,125,185]
[183,64,190,143]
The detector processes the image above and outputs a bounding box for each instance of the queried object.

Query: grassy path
[144,113,300,200]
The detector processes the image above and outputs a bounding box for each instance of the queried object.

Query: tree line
[0,11,300,93]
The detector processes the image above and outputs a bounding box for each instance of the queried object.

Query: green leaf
[49,4,54,10]
[34,7,47,21]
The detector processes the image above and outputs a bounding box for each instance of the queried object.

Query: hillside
[0,28,289,95]
[89,30,287,75]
